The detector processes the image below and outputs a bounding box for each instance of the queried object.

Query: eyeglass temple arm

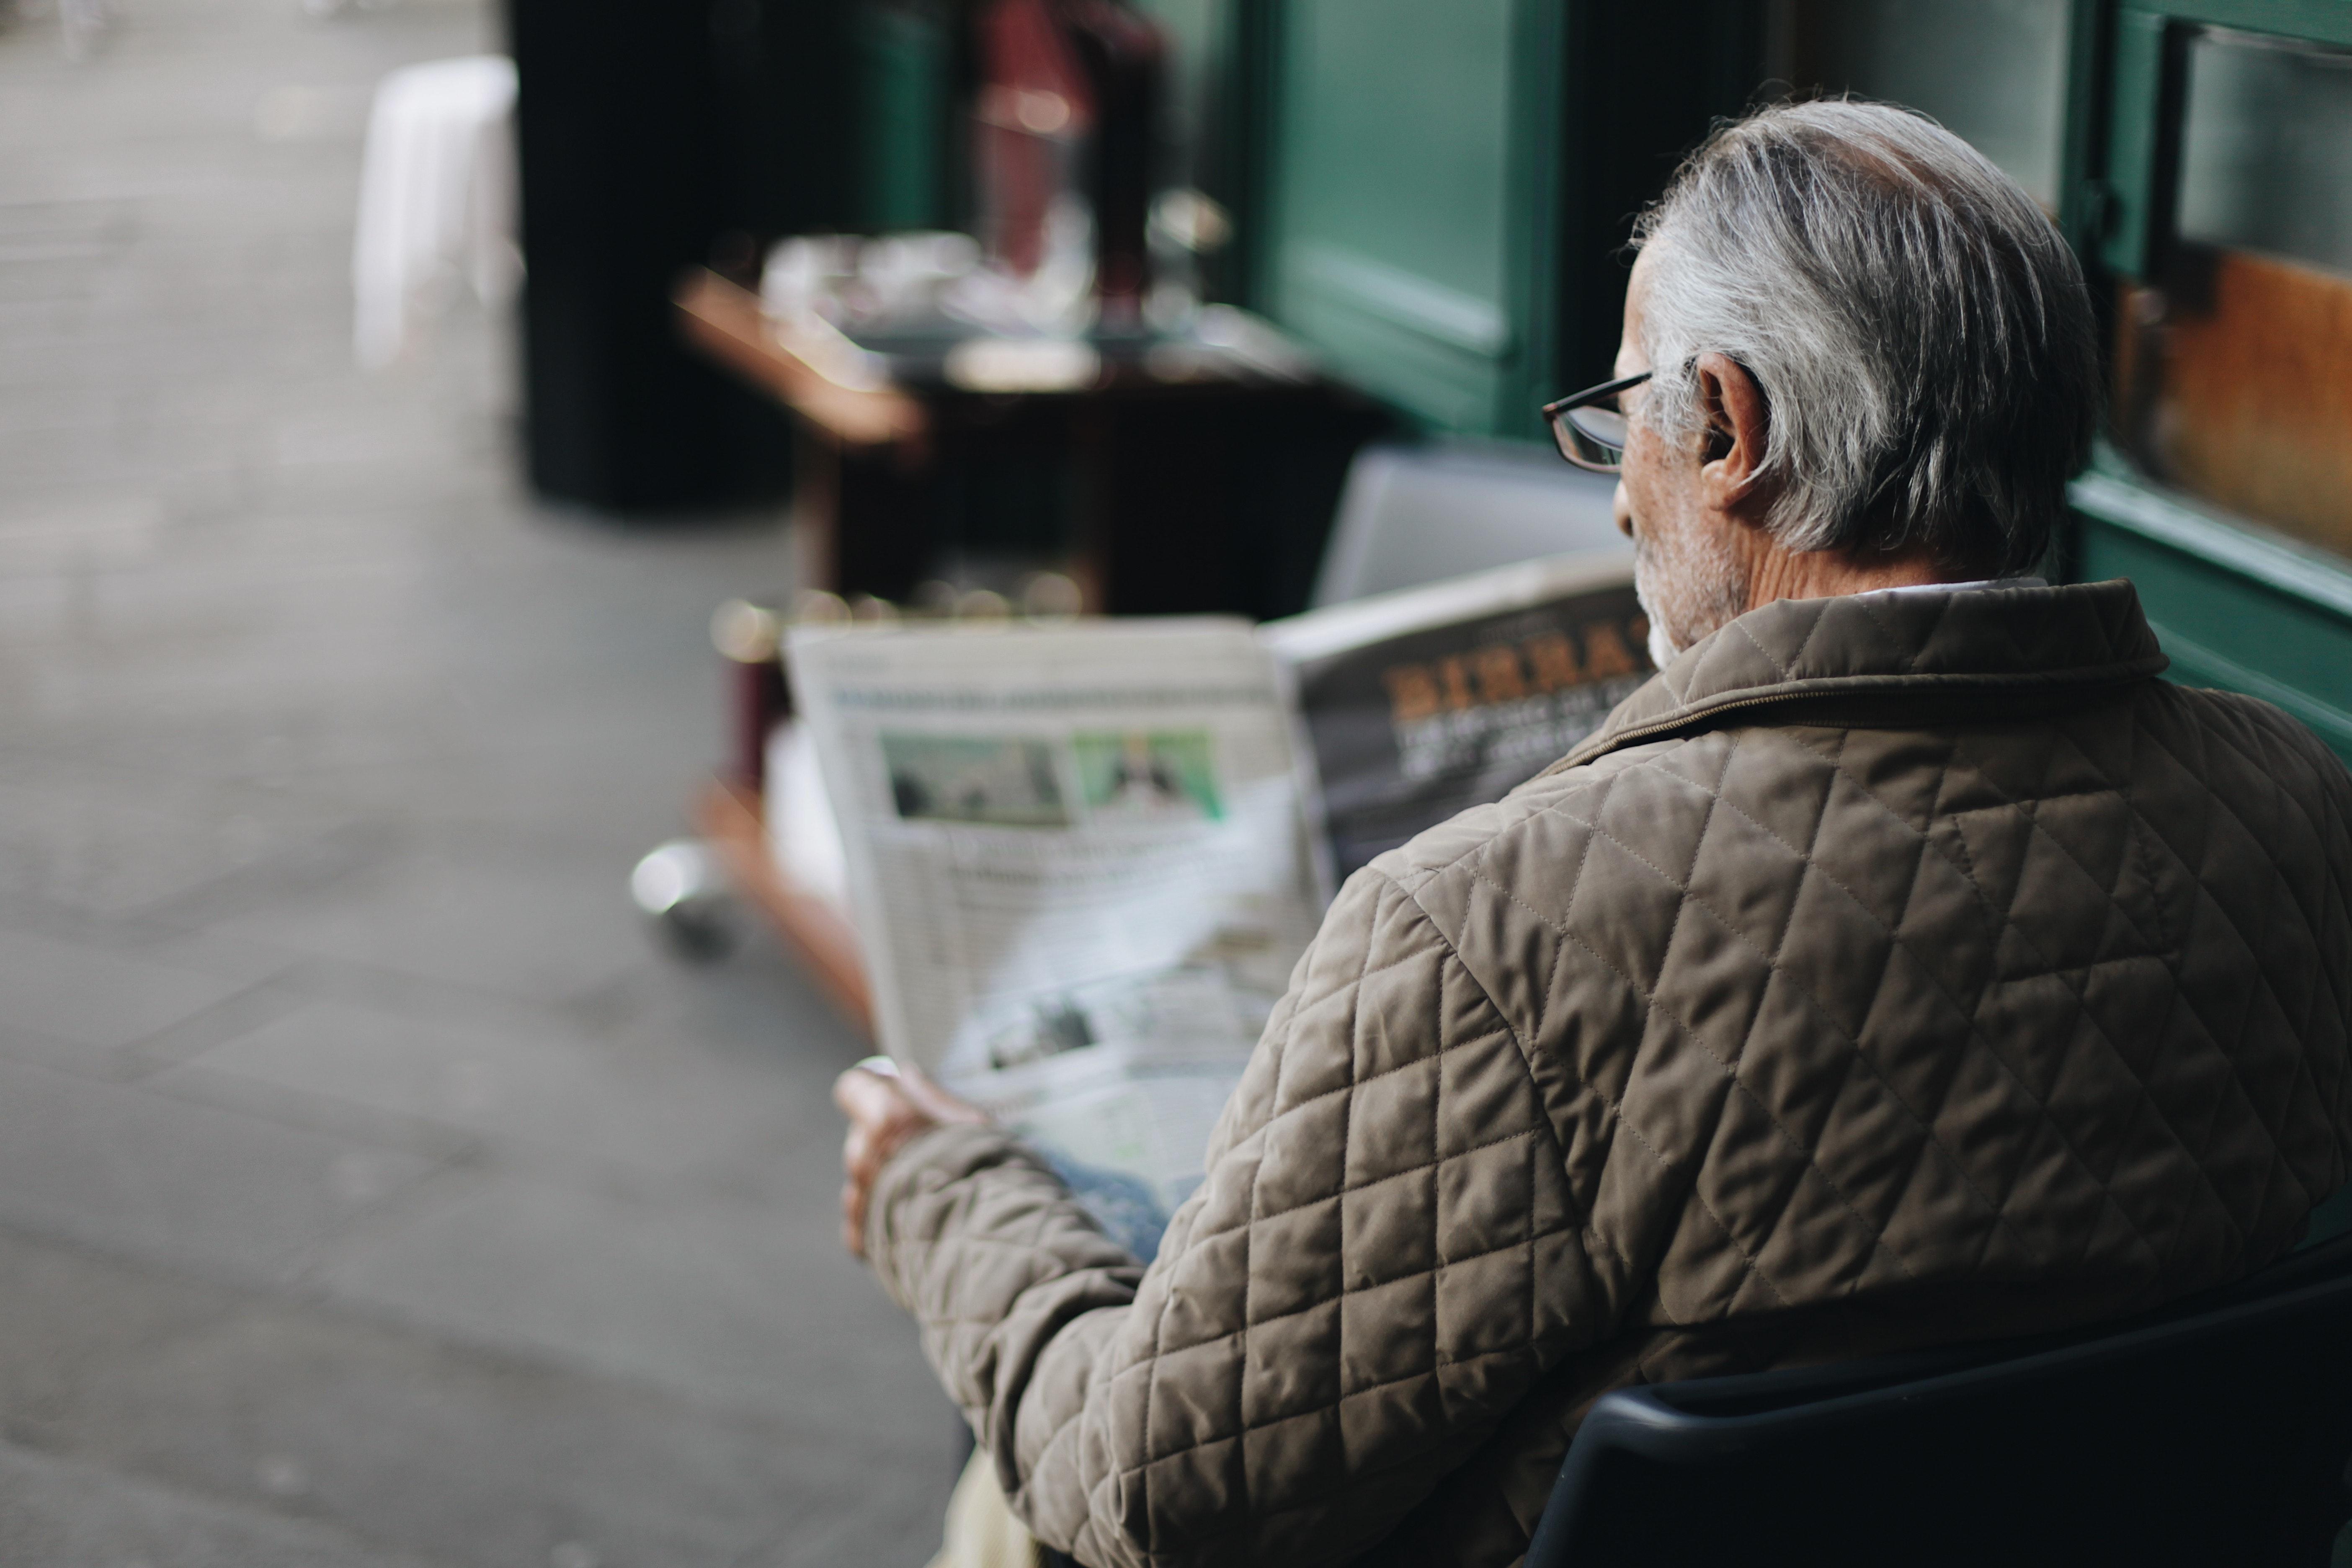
[1542,369,1653,417]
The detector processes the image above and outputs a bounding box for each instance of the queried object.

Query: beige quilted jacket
[867,580,2352,1568]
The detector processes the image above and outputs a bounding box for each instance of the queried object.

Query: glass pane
[2177,27,2352,278]
[1787,0,2070,207]
[2113,26,2352,562]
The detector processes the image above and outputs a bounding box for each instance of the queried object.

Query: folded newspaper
[784,551,1648,1241]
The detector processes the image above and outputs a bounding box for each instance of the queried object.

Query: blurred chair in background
[1310,440,1621,607]
[351,54,519,371]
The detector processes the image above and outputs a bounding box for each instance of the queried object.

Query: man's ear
[1691,351,1771,513]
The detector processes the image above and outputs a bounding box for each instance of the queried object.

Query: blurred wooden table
[674,267,1387,619]
[676,269,927,452]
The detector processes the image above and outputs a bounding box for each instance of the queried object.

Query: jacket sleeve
[864,867,1612,1568]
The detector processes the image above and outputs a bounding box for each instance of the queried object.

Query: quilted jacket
[867,579,2352,1568]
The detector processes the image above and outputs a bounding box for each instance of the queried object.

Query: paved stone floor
[0,0,964,1563]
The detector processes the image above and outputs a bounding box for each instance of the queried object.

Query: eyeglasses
[1541,371,1650,473]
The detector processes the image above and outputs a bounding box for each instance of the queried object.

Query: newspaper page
[1261,550,1652,882]
[787,618,1323,1217]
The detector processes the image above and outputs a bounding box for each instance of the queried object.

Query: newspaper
[784,554,1648,1227]
[787,619,1325,1216]
[1262,551,1651,881]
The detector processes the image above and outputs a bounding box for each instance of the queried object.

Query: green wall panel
[855,2,952,232]
[1274,0,1514,322]
[1258,0,1552,435]
[2073,486,2352,762]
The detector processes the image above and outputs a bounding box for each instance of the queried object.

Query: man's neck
[1742,539,1972,611]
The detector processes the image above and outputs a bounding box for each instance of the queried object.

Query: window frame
[2059,0,2352,758]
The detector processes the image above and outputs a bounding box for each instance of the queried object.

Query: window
[2113,26,2352,561]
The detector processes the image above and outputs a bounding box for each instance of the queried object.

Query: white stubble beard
[1631,518,1749,673]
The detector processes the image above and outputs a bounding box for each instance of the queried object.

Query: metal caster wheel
[630,839,739,962]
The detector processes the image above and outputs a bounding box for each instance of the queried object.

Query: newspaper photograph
[787,618,1325,1216]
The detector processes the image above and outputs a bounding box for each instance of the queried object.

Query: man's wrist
[864,1123,1033,1250]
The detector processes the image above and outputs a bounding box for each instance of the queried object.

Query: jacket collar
[1555,578,2170,771]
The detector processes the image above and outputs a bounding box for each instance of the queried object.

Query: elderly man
[834,100,2352,1568]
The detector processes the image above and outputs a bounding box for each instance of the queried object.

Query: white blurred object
[857,230,981,317]
[1312,440,1625,607]
[764,720,852,917]
[761,235,861,320]
[351,55,520,371]
[942,336,1099,393]
[760,231,980,325]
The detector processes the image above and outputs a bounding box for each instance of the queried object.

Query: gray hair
[1632,99,2099,576]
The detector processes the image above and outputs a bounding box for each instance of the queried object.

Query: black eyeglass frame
[1541,370,1651,474]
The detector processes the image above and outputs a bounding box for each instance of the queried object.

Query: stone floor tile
[0,924,260,1052]
[105,921,317,993]
[0,1055,440,1279]
[0,755,378,921]
[0,1225,949,1568]
[306,1165,956,1433]
[146,1058,485,1166]
[0,1442,448,1568]
[159,996,803,1181]
[204,849,658,1006]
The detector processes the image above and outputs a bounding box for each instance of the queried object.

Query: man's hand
[833,1059,987,1257]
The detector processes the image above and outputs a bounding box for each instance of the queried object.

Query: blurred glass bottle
[971,0,1165,331]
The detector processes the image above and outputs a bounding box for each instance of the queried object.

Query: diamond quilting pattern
[865,583,2352,1568]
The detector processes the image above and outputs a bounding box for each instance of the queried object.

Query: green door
[1255,0,1562,436]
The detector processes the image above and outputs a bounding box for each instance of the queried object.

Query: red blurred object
[972,0,1164,320]
[974,0,1092,280]
[731,658,789,791]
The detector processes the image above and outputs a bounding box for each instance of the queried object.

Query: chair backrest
[1527,1237,2352,1568]
[1309,439,1621,607]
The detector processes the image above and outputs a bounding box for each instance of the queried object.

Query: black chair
[1527,1236,2352,1568]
